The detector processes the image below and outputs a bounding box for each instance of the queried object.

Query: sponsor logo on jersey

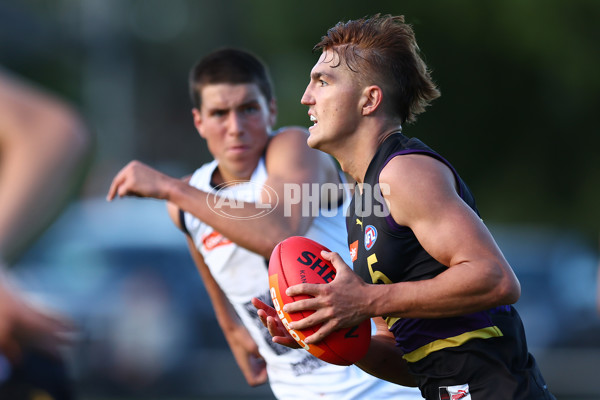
[202,231,232,250]
[349,240,358,262]
[439,384,471,400]
[364,225,377,250]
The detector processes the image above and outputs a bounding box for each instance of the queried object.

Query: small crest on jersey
[364,225,377,250]
[349,240,358,262]
[439,384,471,400]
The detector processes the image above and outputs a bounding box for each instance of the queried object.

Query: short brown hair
[315,14,440,124]
[189,48,274,109]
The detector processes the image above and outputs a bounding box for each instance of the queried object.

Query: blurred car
[490,224,600,398]
[12,197,275,399]
[490,224,599,349]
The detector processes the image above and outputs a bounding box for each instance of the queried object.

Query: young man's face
[193,83,275,183]
[301,50,364,153]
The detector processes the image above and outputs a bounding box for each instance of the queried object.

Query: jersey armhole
[178,208,191,237]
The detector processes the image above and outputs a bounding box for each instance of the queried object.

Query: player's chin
[306,128,323,150]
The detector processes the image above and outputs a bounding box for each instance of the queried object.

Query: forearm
[187,238,242,334]
[209,294,266,386]
[368,261,519,319]
[185,241,267,385]
[170,182,311,259]
[355,334,417,387]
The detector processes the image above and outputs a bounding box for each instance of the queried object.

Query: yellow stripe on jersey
[385,316,400,328]
[402,326,504,363]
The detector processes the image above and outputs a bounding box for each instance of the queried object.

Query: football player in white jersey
[107,48,421,399]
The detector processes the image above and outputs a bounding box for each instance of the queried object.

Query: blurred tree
[1,0,597,238]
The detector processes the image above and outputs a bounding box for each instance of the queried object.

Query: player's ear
[191,108,207,138]
[267,98,278,128]
[360,85,383,116]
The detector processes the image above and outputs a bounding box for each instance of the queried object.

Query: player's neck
[338,124,400,184]
[212,164,255,186]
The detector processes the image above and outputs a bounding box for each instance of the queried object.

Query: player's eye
[211,109,227,117]
[242,105,260,114]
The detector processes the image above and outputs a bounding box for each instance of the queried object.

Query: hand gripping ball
[268,236,371,366]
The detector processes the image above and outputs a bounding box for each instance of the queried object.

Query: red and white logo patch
[439,384,471,400]
[349,240,358,262]
[202,231,232,251]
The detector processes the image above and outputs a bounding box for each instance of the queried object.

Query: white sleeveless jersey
[184,158,422,400]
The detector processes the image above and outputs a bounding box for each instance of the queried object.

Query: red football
[268,236,371,366]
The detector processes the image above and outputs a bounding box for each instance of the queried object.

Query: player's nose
[300,86,314,105]
[227,111,244,136]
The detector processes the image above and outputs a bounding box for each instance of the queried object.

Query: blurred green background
[2,0,598,237]
[1,1,599,399]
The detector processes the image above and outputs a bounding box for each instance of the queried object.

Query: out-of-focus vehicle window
[13,197,275,399]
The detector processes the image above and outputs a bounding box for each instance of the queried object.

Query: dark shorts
[407,309,556,400]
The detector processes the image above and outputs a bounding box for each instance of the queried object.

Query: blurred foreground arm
[0,68,91,360]
[0,68,92,264]
[0,273,73,361]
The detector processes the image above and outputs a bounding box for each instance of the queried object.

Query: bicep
[185,237,221,296]
[382,155,507,270]
[166,201,183,231]
[166,176,191,231]
[414,196,503,270]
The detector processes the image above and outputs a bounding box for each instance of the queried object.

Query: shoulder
[188,160,217,187]
[267,126,309,150]
[166,173,195,231]
[265,126,323,166]
[264,126,338,182]
[378,153,457,225]
[379,153,455,190]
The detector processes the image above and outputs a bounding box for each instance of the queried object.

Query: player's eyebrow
[235,98,261,108]
[206,98,261,113]
[311,71,333,82]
